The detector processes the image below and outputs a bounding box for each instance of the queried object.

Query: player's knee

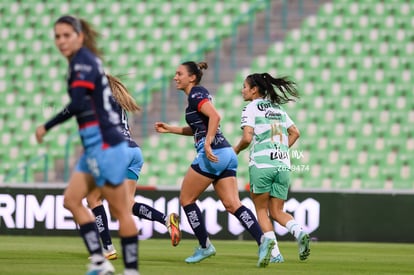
[222,199,241,214]
[179,195,197,207]
[63,194,78,211]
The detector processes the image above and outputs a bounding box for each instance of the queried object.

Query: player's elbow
[215,112,221,122]
[289,125,300,139]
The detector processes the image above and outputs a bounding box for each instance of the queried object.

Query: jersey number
[102,76,120,125]
[270,121,282,143]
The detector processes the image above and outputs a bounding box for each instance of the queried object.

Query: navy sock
[121,235,138,270]
[183,203,208,248]
[79,222,103,255]
[234,205,263,246]
[132,202,166,225]
[92,205,112,249]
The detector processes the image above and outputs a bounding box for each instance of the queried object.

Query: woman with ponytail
[35,15,138,275]
[155,62,274,267]
[234,73,310,264]
[86,74,181,261]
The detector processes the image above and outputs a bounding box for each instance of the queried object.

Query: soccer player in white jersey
[234,73,310,263]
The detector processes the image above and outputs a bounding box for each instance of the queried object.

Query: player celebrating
[155,61,274,267]
[233,73,310,263]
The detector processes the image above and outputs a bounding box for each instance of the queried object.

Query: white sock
[264,231,275,240]
[124,268,139,275]
[105,244,115,252]
[263,231,281,256]
[286,219,302,240]
[205,237,211,248]
[90,253,105,264]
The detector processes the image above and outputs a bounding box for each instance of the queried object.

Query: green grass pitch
[0,236,413,274]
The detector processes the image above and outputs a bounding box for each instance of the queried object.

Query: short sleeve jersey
[185,86,230,149]
[240,98,294,169]
[69,47,125,147]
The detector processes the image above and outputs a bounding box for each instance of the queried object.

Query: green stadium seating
[0,1,264,182]
[185,0,413,191]
[1,0,412,193]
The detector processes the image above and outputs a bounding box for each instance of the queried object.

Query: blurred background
[0,0,412,193]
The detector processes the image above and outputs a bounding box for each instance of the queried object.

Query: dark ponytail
[182,61,208,85]
[246,73,299,104]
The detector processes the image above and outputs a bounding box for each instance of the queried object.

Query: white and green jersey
[240,98,294,169]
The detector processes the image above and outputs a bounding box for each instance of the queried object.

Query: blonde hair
[106,74,140,113]
[79,18,103,60]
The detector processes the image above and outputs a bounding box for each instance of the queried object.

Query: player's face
[174,65,195,91]
[54,23,83,59]
[241,80,255,101]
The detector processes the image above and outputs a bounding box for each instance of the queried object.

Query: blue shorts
[75,126,129,187]
[191,146,237,180]
[126,146,144,181]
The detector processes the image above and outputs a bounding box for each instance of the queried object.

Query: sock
[264,231,281,256]
[79,222,104,263]
[234,205,263,246]
[92,205,112,249]
[183,203,209,248]
[286,219,302,240]
[121,235,138,271]
[132,202,166,225]
[264,231,276,239]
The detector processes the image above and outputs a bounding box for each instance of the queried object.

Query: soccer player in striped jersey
[86,74,181,260]
[155,61,274,267]
[35,15,138,275]
[233,73,310,263]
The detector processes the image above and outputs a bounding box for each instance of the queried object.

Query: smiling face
[54,23,83,60]
[173,64,196,94]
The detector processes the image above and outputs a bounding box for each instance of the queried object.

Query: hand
[35,125,47,144]
[154,122,170,133]
[204,143,218,163]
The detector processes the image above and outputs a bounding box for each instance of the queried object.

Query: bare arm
[154,122,193,136]
[287,124,300,147]
[233,126,254,154]
[199,101,221,162]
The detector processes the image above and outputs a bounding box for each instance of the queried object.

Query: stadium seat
[1,0,412,194]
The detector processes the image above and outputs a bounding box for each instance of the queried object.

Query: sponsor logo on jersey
[270,151,289,160]
[265,110,281,120]
[74,63,92,72]
[257,102,272,111]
